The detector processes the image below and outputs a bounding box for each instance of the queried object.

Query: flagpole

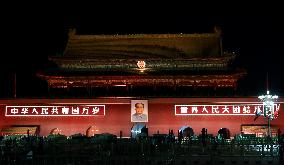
[268,117,271,139]
[267,72,269,138]
[14,72,16,98]
[266,72,268,92]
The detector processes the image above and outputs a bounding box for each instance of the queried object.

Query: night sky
[1,4,283,98]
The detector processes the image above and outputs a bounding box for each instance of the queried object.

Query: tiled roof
[60,29,221,60]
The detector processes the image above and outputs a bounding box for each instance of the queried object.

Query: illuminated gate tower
[37,28,246,96]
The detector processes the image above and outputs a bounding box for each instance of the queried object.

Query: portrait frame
[131,100,148,122]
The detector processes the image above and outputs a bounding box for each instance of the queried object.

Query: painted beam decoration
[5,105,105,116]
[175,104,280,116]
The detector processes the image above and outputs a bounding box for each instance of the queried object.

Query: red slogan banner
[5,105,105,116]
[175,104,280,116]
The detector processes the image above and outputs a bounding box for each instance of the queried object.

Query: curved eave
[48,54,236,71]
[37,70,246,89]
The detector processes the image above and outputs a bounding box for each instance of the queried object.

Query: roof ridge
[71,33,219,39]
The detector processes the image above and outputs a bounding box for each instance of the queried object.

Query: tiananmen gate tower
[1,28,283,138]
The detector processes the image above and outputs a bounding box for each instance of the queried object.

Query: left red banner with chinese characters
[5,105,105,116]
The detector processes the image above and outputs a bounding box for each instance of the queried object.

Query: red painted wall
[0,98,283,137]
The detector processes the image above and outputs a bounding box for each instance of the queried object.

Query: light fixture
[258,90,278,138]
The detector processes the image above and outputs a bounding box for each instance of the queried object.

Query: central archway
[131,123,146,138]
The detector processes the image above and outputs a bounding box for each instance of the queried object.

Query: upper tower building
[38,28,246,97]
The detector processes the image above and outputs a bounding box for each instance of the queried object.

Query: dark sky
[1,3,284,98]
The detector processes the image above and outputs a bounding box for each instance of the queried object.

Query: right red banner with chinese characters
[175,104,280,116]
